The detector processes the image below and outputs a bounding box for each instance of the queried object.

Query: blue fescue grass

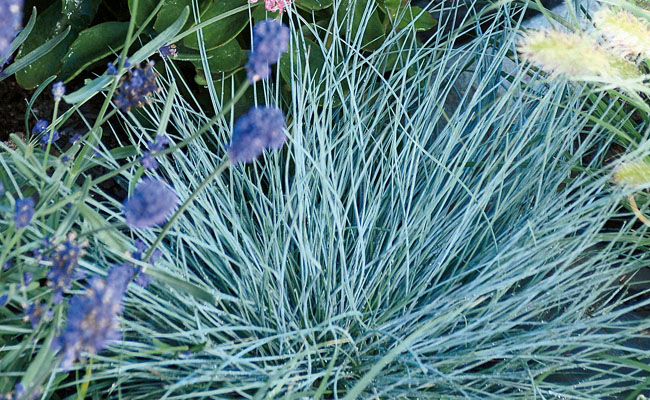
[2,0,650,398]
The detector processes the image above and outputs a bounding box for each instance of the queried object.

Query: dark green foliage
[11,0,437,90]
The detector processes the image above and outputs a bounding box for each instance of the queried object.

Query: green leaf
[6,7,37,58]
[65,8,190,104]
[279,37,325,85]
[60,22,130,81]
[336,0,385,50]
[1,28,70,79]
[192,38,244,74]
[61,0,102,27]
[14,0,102,89]
[294,0,333,11]
[128,0,160,26]
[182,0,249,50]
[251,3,280,22]
[389,5,437,31]
[154,0,196,33]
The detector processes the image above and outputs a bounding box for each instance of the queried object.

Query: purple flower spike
[246,19,290,83]
[0,0,23,62]
[53,264,133,371]
[228,106,287,164]
[114,61,160,112]
[46,232,87,304]
[52,81,65,101]
[14,197,34,229]
[32,119,49,135]
[123,178,178,229]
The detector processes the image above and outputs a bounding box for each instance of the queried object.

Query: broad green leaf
[15,0,102,89]
[182,0,249,50]
[294,0,333,11]
[279,37,325,83]
[128,0,160,26]
[192,38,244,74]
[61,0,102,26]
[251,3,279,22]
[154,0,203,32]
[1,28,69,79]
[391,5,437,31]
[60,22,130,81]
[336,0,385,50]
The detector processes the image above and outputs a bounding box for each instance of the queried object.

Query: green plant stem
[143,160,230,261]
[77,359,93,400]
[71,0,139,179]
[41,100,60,175]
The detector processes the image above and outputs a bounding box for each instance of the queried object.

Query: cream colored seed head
[517,29,640,79]
[594,7,650,59]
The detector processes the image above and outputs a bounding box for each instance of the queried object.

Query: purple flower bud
[228,106,287,164]
[149,135,169,152]
[0,0,22,62]
[107,56,131,75]
[69,133,82,144]
[46,232,87,304]
[140,152,158,170]
[245,20,290,83]
[114,61,160,112]
[123,178,178,229]
[32,119,49,135]
[159,44,177,60]
[52,81,65,101]
[0,294,8,307]
[23,272,33,286]
[53,264,133,371]
[40,129,60,148]
[24,300,50,328]
[14,197,34,229]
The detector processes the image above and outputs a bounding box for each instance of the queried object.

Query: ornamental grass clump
[2,5,650,400]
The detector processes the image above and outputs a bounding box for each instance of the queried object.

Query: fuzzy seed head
[518,30,640,80]
[594,7,650,59]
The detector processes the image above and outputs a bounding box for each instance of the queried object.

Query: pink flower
[251,0,291,13]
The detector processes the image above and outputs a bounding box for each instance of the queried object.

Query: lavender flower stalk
[53,264,133,371]
[123,178,178,229]
[246,19,290,82]
[0,0,22,62]
[228,106,287,164]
